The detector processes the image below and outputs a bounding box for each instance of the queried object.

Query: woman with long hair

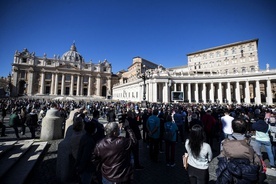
[184,124,212,184]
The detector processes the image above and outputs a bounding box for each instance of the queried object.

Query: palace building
[112,39,276,105]
[10,43,119,98]
[8,39,276,104]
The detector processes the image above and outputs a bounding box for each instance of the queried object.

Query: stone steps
[0,140,48,184]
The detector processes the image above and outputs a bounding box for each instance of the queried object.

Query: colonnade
[37,72,111,97]
[140,78,275,105]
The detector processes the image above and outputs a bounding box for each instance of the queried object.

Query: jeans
[255,140,275,167]
[102,176,131,184]
[188,164,209,184]
[176,124,184,143]
[149,137,159,162]
[165,141,176,164]
[79,171,92,184]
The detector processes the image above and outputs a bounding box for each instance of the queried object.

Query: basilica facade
[10,43,118,98]
[9,39,276,104]
[113,39,276,105]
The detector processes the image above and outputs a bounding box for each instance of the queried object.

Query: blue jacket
[146,115,160,139]
[216,157,259,184]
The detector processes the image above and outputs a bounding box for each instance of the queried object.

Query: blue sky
[0,0,275,77]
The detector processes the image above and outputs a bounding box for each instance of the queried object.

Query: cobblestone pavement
[1,116,276,184]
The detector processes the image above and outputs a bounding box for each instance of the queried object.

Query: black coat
[26,113,38,127]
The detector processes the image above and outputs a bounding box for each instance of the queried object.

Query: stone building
[113,39,276,105]
[10,43,118,98]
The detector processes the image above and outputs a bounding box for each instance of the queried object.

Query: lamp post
[6,73,11,97]
[137,65,152,107]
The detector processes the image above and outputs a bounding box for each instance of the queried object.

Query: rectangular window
[65,74,71,81]
[22,58,27,63]
[83,76,88,82]
[21,71,25,78]
[45,73,52,80]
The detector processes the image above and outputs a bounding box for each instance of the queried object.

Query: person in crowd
[217,118,262,183]
[0,119,6,137]
[93,121,137,184]
[92,109,105,143]
[1,104,8,123]
[158,108,165,153]
[146,109,161,162]
[107,106,116,122]
[38,105,47,122]
[269,115,276,160]
[173,109,185,144]
[164,114,178,167]
[126,109,144,170]
[220,109,234,140]
[83,110,90,123]
[188,113,203,131]
[252,112,275,169]
[9,108,21,139]
[26,109,38,139]
[142,108,151,144]
[184,124,212,184]
[19,106,27,135]
[76,119,97,184]
[70,112,85,161]
[201,109,217,149]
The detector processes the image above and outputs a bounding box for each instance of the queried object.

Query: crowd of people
[1,97,276,183]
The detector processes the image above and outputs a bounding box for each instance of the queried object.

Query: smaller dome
[61,43,84,63]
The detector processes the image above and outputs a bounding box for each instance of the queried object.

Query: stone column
[40,72,45,94]
[226,82,231,103]
[255,80,261,105]
[76,75,80,96]
[11,68,18,96]
[27,70,34,95]
[245,80,250,104]
[181,83,185,100]
[195,82,199,103]
[80,75,84,96]
[88,75,92,96]
[107,77,111,96]
[210,82,214,103]
[61,74,65,95]
[54,73,58,95]
[218,82,223,103]
[266,79,273,105]
[96,74,101,96]
[152,81,157,102]
[51,73,55,95]
[163,82,169,103]
[235,81,241,104]
[148,81,153,102]
[188,83,191,103]
[202,83,206,103]
[70,75,74,96]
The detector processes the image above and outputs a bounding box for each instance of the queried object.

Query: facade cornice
[187,38,259,56]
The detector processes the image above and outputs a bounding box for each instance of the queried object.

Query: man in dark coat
[93,122,137,183]
[126,109,144,170]
[26,109,38,139]
[76,120,97,184]
[0,119,6,137]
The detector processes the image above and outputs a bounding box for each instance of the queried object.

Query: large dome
[61,43,84,63]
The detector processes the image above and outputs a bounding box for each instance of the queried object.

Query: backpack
[163,122,174,141]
